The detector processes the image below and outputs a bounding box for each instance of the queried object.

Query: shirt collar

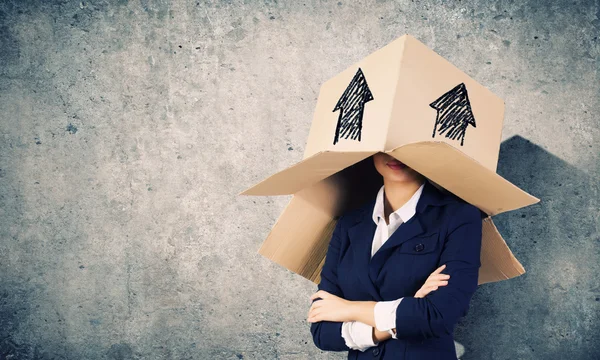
[372,181,426,225]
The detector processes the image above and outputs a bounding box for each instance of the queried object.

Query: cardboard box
[239,34,540,285]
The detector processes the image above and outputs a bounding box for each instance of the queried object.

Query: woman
[307,152,483,360]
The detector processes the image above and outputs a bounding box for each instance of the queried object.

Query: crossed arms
[308,204,483,351]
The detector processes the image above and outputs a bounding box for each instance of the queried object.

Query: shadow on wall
[454,135,599,359]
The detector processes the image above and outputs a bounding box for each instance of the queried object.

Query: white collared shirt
[341,182,426,351]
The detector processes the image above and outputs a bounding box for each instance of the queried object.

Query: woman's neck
[382,178,425,221]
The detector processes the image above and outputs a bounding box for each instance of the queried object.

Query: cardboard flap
[479,216,526,284]
[256,156,383,281]
[386,141,540,216]
[239,150,378,196]
[257,192,335,282]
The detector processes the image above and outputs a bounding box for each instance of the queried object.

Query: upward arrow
[332,68,374,145]
[429,82,476,146]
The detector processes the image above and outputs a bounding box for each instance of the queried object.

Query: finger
[431,264,447,275]
[308,302,324,320]
[310,290,327,301]
[308,309,322,322]
[424,279,448,288]
[424,275,445,286]
[433,280,449,286]
[430,273,451,280]
[427,267,449,282]
[427,274,450,282]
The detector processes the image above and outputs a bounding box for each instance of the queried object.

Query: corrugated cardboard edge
[479,216,526,285]
[238,150,378,196]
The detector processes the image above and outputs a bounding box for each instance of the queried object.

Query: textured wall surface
[1,0,598,359]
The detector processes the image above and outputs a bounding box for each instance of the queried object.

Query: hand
[414,264,450,298]
[373,327,393,343]
[307,290,353,323]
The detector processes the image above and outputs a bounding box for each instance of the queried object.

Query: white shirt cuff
[341,321,377,351]
[374,297,403,339]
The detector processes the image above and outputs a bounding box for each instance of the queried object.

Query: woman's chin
[383,173,413,182]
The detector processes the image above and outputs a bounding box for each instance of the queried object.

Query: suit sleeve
[310,215,352,352]
[393,203,483,341]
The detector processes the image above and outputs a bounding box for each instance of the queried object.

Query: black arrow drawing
[332,68,374,145]
[429,82,476,146]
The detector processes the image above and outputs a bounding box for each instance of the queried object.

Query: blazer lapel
[368,215,425,281]
[371,215,424,256]
[347,199,383,301]
[372,180,456,254]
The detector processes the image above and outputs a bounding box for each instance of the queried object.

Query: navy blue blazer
[310,180,484,360]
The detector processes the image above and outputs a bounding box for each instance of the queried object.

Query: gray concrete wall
[0,0,598,359]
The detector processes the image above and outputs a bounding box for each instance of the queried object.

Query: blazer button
[372,347,380,356]
[414,243,425,252]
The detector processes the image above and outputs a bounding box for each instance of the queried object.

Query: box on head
[239,34,540,286]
